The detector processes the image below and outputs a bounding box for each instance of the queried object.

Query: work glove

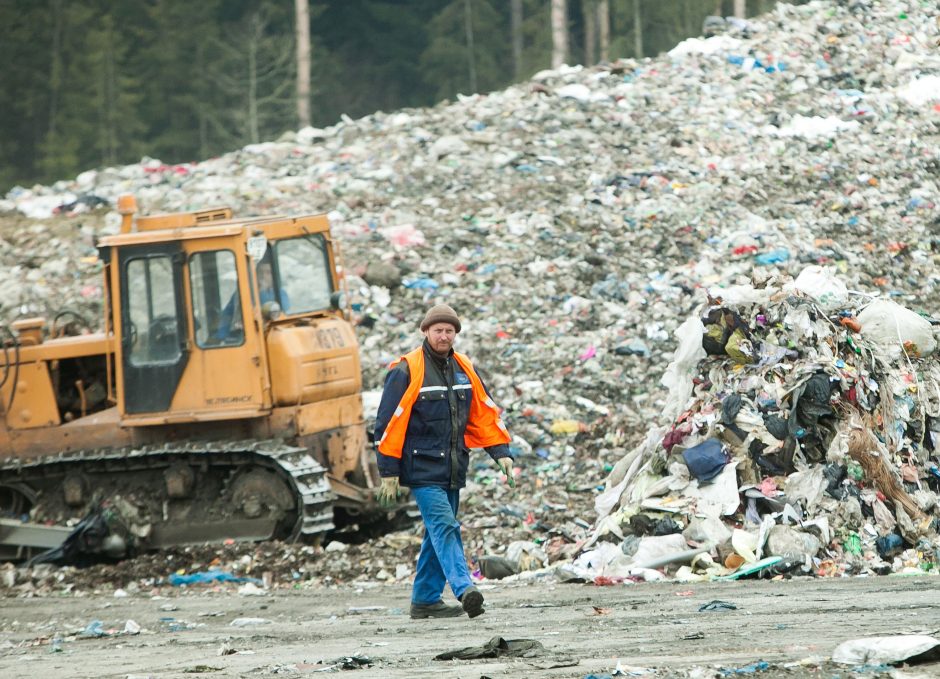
[497,457,516,488]
[375,477,401,508]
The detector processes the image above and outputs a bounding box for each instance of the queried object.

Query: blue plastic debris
[80,620,107,638]
[754,248,790,265]
[719,660,769,675]
[682,440,730,483]
[168,570,263,586]
[402,277,439,290]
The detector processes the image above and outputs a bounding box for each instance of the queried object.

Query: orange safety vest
[377,346,511,459]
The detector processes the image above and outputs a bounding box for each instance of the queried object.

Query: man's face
[424,323,456,355]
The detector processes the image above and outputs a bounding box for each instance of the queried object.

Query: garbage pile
[572,267,940,582]
[0,0,937,586]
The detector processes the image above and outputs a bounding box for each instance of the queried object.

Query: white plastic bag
[857,299,936,357]
[707,284,774,307]
[783,266,848,309]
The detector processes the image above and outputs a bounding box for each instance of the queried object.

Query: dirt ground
[2,575,939,678]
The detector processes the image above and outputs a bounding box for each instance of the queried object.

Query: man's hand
[375,477,401,508]
[497,457,516,488]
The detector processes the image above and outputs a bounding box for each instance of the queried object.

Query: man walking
[374,303,514,619]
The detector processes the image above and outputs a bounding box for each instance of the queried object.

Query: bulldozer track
[0,439,336,544]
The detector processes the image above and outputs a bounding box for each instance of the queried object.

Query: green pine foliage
[0,0,807,192]
[419,0,510,101]
[519,0,553,76]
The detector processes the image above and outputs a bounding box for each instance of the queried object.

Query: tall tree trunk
[633,0,643,58]
[48,0,64,137]
[294,0,311,128]
[682,0,695,36]
[102,20,117,165]
[714,0,723,14]
[597,0,610,62]
[197,42,208,158]
[583,0,596,66]
[248,19,259,144]
[551,0,568,68]
[511,0,523,79]
[464,0,477,93]
[734,0,746,18]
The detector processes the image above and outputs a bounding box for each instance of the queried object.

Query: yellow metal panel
[263,215,332,239]
[13,333,114,362]
[134,207,232,231]
[98,214,330,249]
[164,329,268,416]
[267,320,362,406]
[125,407,267,426]
[99,224,246,248]
[334,420,367,479]
[7,407,133,459]
[111,252,127,414]
[293,394,364,436]
[0,362,61,429]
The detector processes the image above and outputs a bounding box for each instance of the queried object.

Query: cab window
[126,256,182,365]
[274,235,332,313]
[189,250,244,347]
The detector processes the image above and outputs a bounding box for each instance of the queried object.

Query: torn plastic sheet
[661,317,707,421]
[832,636,940,666]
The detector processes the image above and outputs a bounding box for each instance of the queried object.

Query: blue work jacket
[374,342,510,489]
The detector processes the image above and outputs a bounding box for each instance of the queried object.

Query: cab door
[173,235,269,418]
[119,243,190,414]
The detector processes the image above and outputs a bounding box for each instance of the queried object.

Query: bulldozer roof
[98,212,331,248]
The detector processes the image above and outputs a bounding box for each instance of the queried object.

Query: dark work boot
[459,585,485,618]
[410,600,465,619]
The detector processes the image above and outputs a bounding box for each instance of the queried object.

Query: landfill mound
[573,268,940,583]
[0,0,938,589]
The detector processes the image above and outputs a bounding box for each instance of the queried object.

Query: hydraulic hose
[0,324,11,393]
[0,325,20,412]
[51,309,91,337]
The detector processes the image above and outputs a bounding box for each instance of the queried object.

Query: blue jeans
[410,486,473,605]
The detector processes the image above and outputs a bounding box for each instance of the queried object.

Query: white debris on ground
[1,0,939,591]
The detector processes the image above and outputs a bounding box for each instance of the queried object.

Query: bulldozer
[0,196,388,561]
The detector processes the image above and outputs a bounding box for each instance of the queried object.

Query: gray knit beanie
[420,303,461,333]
